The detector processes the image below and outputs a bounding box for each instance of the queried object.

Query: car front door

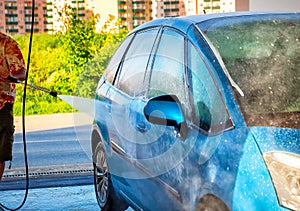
[108,26,189,210]
[101,27,177,210]
[124,27,190,210]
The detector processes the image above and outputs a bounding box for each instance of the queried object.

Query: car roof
[130,11,300,34]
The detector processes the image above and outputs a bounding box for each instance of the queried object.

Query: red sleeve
[5,37,26,77]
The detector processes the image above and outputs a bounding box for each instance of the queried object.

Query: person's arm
[9,71,26,82]
[5,37,26,82]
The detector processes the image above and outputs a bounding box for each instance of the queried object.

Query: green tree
[13,6,128,115]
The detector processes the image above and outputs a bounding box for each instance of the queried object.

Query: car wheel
[93,142,128,211]
[196,194,229,211]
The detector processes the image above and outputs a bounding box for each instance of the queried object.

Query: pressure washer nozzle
[13,78,58,98]
[50,91,58,97]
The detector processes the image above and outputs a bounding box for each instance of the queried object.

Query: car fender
[232,133,285,210]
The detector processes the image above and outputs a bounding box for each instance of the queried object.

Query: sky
[250,0,300,12]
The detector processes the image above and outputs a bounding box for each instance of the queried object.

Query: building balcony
[5,6,18,10]
[7,29,18,33]
[118,0,126,4]
[164,1,179,5]
[72,0,85,3]
[133,0,145,4]
[133,16,145,20]
[133,8,145,13]
[5,21,18,25]
[5,13,18,17]
[204,6,220,10]
[164,8,179,12]
[118,9,126,13]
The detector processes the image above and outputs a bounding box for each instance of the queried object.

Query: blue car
[91,12,300,211]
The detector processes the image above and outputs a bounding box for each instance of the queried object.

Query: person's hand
[7,76,19,83]
[0,76,18,83]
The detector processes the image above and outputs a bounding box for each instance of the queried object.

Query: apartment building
[0,0,47,35]
[49,0,180,32]
[153,0,183,19]
[117,0,153,31]
[6,0,294,35]
[46,0,96,33]
[47,0,152,32]
[182,0,236,15]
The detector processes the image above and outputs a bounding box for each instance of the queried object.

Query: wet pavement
[0,184,99,210]
[1,113,100,210]
[1,113,135,210]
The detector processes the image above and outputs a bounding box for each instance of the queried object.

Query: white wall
[250,0,300,12]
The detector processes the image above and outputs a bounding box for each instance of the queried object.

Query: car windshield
[199,14,300,129]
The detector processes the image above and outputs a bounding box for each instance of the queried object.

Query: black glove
[7,76,19,83]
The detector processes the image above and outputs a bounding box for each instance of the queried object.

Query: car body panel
[250,127,300,154]
[232,132,285,211]
[92,12,300,210]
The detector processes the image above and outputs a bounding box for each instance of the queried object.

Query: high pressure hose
[0,0,35,210]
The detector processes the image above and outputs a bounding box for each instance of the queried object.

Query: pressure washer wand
[8,76,58,97]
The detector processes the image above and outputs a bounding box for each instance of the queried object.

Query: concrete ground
[14,112,92,133]
[1,113,101,210]
[0,184,99,210]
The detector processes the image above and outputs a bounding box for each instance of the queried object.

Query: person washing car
[0,32,26,181]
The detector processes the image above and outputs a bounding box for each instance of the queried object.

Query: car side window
[116,28,160,97]
[188,41,229,133]
[105,33,134,84]
[148,28,188,111]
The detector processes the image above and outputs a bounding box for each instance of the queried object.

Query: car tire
[196,194,229,211]
[93,142,128,211]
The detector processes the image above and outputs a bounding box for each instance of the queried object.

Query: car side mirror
[144,95,188,139]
